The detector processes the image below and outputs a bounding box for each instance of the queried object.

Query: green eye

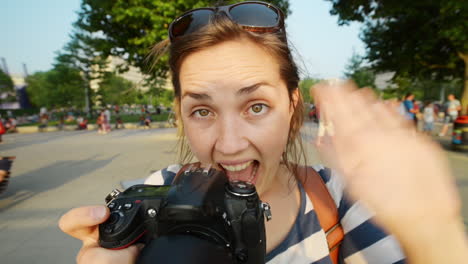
[251,104,263,113]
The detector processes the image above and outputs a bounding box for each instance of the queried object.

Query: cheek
[183,118,216,163]
[252,110,291,160]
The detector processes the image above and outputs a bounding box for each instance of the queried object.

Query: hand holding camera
[99,165,271,264]
[59,165,271,264]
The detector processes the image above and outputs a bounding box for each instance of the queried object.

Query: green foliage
[326,0,468,111]
[380,74,463,101]
[299,78,321,103]
[26,65,86,108]
[55,27,109,113]
[75,0,291,81]
[0,69,15,103]
[344,52,376,89]
[96,72,175,108]
[97,72,137,106]
[327,0,467,76]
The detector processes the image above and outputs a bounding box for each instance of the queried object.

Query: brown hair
[150,14,306,178]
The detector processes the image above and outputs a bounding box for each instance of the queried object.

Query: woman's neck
[260,165,301,253]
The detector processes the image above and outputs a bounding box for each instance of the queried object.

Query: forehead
[179,38,282,92]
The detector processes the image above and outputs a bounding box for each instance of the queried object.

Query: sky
[1,0,366,79]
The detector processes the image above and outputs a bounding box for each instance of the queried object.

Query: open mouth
[218,160,259,184]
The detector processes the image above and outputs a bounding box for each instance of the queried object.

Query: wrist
[395,217,468,263]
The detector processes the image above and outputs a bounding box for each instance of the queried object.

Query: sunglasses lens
[230,3,280,27]
[172,9,214,38]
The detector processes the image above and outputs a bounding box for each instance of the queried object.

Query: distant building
[374,72,396,90]
[90,56,172,94]
[0,74,31,109]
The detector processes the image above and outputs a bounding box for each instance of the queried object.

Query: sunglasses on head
[168,1,285,42]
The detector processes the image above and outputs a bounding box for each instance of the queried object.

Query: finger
[78,243,144,264]
[372,101,414,131]
[59,206,109,240]
[312,80,357,125]
[328,87,379,135]
[311,79,356,104]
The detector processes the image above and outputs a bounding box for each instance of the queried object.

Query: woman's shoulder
[307,164,346,208]
[145,164,182,185]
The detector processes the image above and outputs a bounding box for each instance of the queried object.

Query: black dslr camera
[99,165,272,264]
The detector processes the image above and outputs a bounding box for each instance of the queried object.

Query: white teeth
[221,161,253,172]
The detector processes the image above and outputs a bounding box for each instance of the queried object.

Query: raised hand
[311,80,467,263]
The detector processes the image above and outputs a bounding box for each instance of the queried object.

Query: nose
[214,116,249,155]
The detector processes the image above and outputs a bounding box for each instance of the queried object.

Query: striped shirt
[145,164,406,264]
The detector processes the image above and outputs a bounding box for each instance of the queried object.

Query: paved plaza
[0,123,467,263]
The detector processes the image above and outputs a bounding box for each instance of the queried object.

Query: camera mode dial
[226,181,256,197]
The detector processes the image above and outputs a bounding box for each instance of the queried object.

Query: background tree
[26,65,86,109]
[380,74,463,102]
[97,72,138,106]
[74,0,291,83]
[299,77,321,103]
[55,29,108,116]
[344,52,376,89]
[326,0,468,113]
[0,69,16,104]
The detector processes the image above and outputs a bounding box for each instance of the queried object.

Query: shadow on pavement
[0,130,94,152]
[106,127,177,139]
[0,154,119,213]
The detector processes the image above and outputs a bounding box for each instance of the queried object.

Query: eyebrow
[182,82,268,101]
[236,82,267,96]
[182,92,212,101]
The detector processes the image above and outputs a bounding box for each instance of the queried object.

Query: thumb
[59,205,110,239]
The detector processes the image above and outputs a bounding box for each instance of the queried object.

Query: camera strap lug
[105,189,122,204]
[261,202,272,221]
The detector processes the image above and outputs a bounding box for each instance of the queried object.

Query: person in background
[66,112,75,122]
[5,117,17,133]
[0,156,15,194]
[402,93,416,124]
[76,116,88,130]
[422,101,437,135]
[439,94,461,137]
[97,111,104,134]
[0,117,5,143]
[115,115,124,129]
[38,113,49,132]
[144,114,151,129]
[104,108,112,133]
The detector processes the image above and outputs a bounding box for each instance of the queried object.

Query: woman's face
[178,38,296,194]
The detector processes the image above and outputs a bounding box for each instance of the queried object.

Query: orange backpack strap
[296,166,344,264]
